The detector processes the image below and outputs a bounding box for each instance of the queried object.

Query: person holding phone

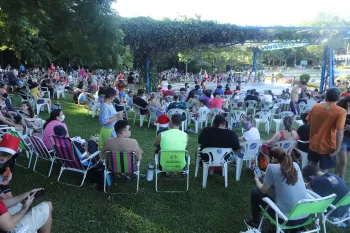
[244,147,309,229]
[0,134,53,232]
[0,188,53,233]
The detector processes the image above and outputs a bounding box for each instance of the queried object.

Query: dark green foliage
[300,73,311,83]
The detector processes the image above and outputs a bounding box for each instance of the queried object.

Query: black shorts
[308,149,336,170]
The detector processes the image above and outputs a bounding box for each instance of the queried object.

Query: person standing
[290,81,306,115]
[335,96,350,179]
[127,72,135,94]
[307,88,346,172]
[98,88,123,149]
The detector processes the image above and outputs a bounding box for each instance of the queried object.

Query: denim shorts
[119,91,126,99]
[340,136,350,152]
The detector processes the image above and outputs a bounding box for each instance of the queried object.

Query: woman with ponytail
[244,147,309,228]
[262,116,299,155]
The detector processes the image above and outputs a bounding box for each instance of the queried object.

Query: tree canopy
[0,0,127,69]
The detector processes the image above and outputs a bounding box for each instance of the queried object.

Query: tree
[0,0,126,69]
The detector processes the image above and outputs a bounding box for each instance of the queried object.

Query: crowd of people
[0,64,350,233]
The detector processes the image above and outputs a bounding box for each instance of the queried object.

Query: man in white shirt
[236,115,261,159]
[241,115,261,141]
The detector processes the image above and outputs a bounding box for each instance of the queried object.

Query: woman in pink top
[42,109,69,150]
[208,92,225,108]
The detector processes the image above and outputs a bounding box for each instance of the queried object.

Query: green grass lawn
[10,96,349,233]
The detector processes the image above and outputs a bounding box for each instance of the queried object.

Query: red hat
[0,134,20,155]
[156,114,170,127]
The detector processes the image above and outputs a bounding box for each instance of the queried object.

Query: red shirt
[163,90,175,96]
[208,98,225,108]
[0,200,8,215]
[224,90,233,95]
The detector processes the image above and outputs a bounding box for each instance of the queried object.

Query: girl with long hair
[244,147,309,228]
[336,96,350,179]
[19,101,35,118]
[262,116,299,154]
[148,93,165,117]
[185,90,199,110]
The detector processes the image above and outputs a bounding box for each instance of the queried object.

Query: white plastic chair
[34,98,51,115]
[294,140,309,168]
[40,87,51,99]
[245,100,258,117]
[228,110,245,130]
[295,119,303,128]
[148,106,158,128]
[272,111,294,134]
[298,102,307,114]
[155,123,169,136]
[195,148,232,188]
[209,108,226,125]
[165,95,174,103]
[274,140,297,156]
[234,140,264,181]
[87,97,100,118]
[54,85,66,99]
[191,108,209,133]
[133,104,148,127]
[261,101,274,111]
[167,108,188,132]
[255,110,271,134]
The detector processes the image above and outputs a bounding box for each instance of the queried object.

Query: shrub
[337,66,350,70]
[307,83,320,88]
[274,72,283,78]
[299,73,311,84]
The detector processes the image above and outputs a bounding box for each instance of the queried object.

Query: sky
[113,0,350,26]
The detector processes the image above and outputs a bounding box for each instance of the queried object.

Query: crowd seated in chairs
[2,66,350,233]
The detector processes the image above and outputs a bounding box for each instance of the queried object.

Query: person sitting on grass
[244,146,309,229]
[0,133,53,233]
[302,164,350,219]
[154,114,188,177]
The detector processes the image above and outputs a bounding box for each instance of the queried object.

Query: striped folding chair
[51,135,100,187]
[29,135,57,177]
[103,151,140,194]
[8,129,34,169]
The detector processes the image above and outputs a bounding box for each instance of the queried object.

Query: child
[117,80,126,103]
